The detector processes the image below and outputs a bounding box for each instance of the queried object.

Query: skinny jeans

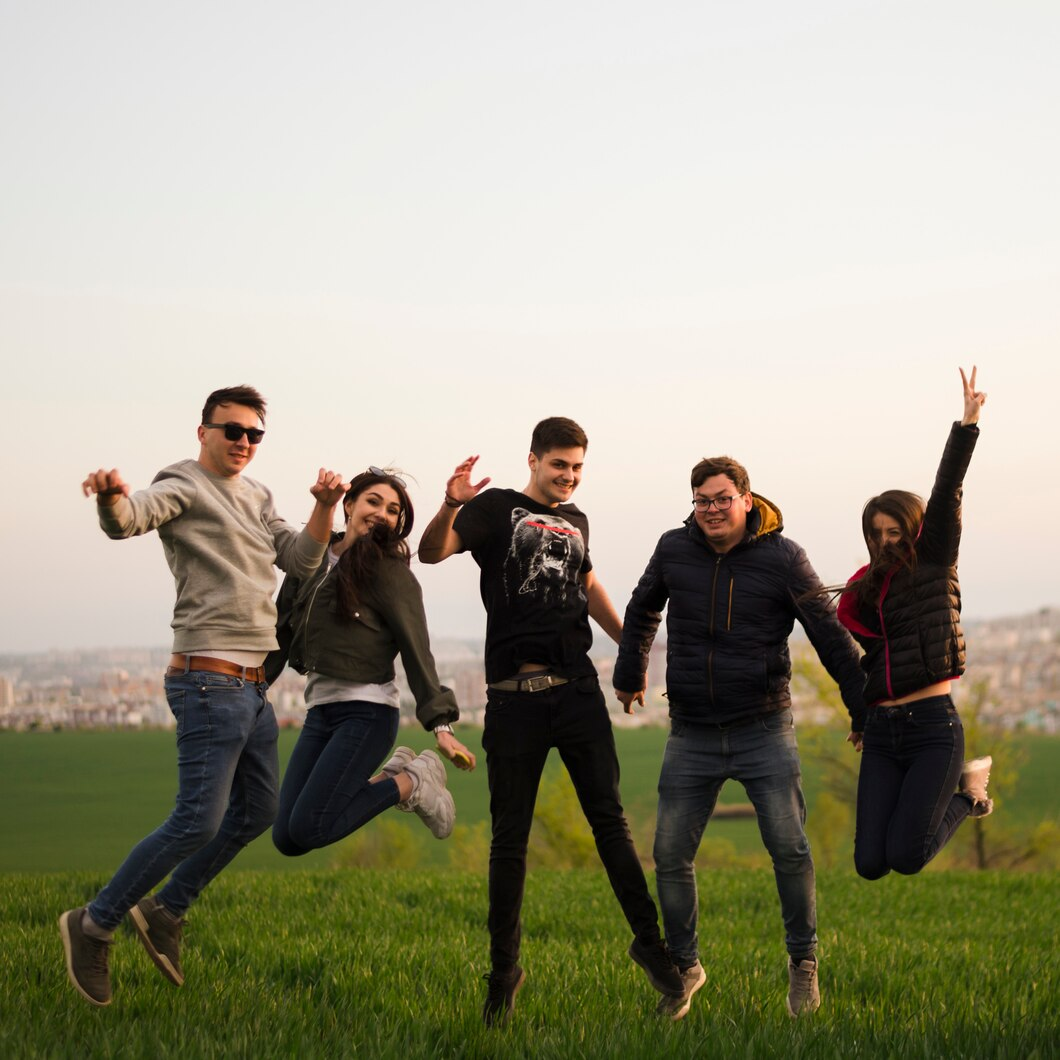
[854,695,972,879]
[654,710,816,967]
[89,670,279,930]
[272,700,401,855]
[482,675,662,973]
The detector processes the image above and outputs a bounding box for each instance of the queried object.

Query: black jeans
[855,695,972,879]
[482,675,661,972]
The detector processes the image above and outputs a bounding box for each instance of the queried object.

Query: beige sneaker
[786,957,820,1017]
[655,961,707,1021]
[960,756,993,813]
[399,750,455,839]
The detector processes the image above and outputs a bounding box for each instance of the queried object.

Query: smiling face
[342,482,403,542]
[692,474,753,553]
[523,446,585,507]
[196,402,262,478]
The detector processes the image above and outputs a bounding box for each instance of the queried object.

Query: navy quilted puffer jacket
[614,496,866,730]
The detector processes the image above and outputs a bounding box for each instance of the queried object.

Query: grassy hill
[7,869,1056,1058]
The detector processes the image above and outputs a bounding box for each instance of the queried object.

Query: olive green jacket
[269,546,458,731]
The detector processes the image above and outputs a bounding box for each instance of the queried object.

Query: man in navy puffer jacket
[614,455,865,1020]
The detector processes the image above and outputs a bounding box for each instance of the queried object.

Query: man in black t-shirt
[419,417,682,1026]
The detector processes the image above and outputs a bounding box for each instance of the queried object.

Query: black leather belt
[489,673,570,693]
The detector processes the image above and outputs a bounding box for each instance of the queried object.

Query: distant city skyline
[2,3,1057,652]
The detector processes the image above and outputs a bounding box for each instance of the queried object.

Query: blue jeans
[272,700,400,855]
[654,710,816,966]
[88,671,279,931]
[855,695,971,879]
[482,676,663,973]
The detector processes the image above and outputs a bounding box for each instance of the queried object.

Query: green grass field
[1,728,1056,873]
[4,869,1056,1058]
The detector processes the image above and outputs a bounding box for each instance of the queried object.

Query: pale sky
[1,1,1057,653]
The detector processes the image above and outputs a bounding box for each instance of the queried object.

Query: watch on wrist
[433,723,454,736]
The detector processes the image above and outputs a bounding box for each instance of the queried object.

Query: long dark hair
[850,489,924,609]
[334,471,414,621]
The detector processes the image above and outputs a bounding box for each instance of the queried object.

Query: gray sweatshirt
[98,459,326,653]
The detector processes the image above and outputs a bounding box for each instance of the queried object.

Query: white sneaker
[399,750,455,839]
[960,756,992,804]
[655,961,707,1021]
[380,745,416,778]
[786,957,820,1017]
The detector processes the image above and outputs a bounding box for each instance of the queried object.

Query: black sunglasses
[367,466,406,487]
[203,423,265,444]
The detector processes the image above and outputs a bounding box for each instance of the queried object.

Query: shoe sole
[657,965,707,1021]
[129,904,184,986]
[59,910,111,1007]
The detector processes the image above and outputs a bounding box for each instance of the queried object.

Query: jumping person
[613,454,866,1020]
[269,469,476,859]
[839,367,993,881]
[418,417,683,1026]
[61,385,346,1007]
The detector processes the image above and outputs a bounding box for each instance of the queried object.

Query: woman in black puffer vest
[837,368,994,880]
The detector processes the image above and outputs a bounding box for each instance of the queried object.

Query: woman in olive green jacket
[272,469,476,853]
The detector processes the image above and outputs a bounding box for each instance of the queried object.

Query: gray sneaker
[787,957,820,1017]
[399,750,455,839]
[380,745,416,778]
[656,961,707,1021]
[59,907,112,1007]
[129,896,185,986]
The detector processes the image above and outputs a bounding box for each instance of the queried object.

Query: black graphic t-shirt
[454,488,597,683]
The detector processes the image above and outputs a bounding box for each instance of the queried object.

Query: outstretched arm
[417,455,490,563]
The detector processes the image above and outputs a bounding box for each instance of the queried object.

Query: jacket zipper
[878,598,894,699]
[707,555,722,708]
[299,567,332,671]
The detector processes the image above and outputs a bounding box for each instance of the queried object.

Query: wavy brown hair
[334,471,414,621]
[850,489,924,609]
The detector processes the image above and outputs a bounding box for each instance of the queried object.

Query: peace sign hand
[959,366,986,426]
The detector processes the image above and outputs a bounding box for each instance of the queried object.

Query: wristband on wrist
[443,494,463,509]
[433,723,454,736]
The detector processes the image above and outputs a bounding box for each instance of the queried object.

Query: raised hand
[82,468,129,504]
[959,366,987,426]
[445,455,491,506]
[310,468,349,507]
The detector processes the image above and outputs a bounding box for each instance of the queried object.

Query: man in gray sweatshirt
[60,385,347,1007]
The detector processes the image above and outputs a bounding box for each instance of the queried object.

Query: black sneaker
[482,965,526,1026]
[628,936,684,997]
[59,907,112,1006]
[129,896,185,986]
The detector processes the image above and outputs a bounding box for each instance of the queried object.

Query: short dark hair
[202,385,267,426]
[530,416,588,457]
[690,456,750,494]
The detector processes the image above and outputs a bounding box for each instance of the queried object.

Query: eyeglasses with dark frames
[203,423,265,444]
[692,494,743,512]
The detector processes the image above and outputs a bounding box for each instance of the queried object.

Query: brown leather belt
[488,673,570,693]
[167,654,267,683]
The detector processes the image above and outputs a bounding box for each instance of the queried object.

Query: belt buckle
[522,675,549,693]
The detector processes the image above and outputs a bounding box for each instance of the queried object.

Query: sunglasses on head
[367,466,406,487]
[203,423,265,444]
